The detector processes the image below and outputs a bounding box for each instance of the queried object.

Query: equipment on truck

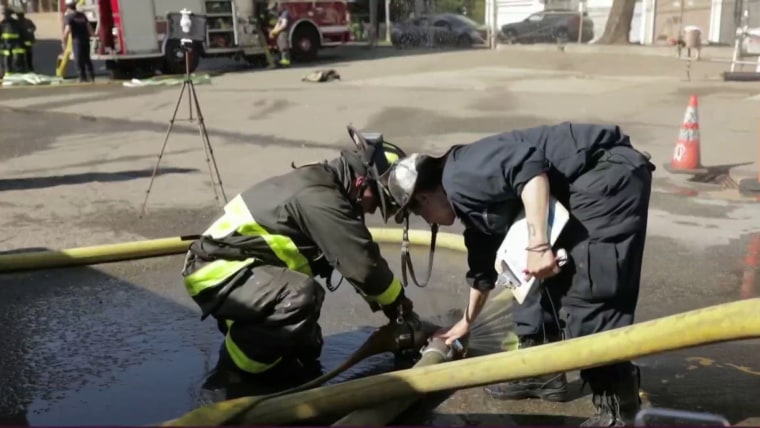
[140,9,228,217]
[57,0,352,79]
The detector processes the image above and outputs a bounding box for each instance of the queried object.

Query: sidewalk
[496,42,736,61]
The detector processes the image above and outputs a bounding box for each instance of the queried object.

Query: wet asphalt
[0,201,759,426]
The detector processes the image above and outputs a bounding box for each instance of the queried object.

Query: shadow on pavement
[0,167,198,192]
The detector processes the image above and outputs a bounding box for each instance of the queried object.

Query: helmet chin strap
[400,214,438,288]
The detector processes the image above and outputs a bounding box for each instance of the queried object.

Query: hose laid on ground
[0,235,202,273]
[4,229,758,428]
[330,338,459,426]
[194,317,442,427]
[161,297,760,426]
[0,228,463,274]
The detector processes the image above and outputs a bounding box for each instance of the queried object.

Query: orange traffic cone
[664,95,708,175]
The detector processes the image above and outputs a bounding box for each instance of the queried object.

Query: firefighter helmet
[346,125,406,223]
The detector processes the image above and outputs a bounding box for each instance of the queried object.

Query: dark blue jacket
[440,122,649,291]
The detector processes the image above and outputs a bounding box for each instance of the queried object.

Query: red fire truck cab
[60,0,352,79]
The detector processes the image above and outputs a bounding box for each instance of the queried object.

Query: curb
[729,162,759,184]
[658,169,760,202]
[495,43,732,60]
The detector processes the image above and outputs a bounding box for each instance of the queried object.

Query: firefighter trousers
[1,45,27,75]
[24,41,33,71]
[209,264,326,377]
[513,144,654,383]
[72,40,94,82]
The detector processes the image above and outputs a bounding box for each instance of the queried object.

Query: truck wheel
[554,28,570,44]
[456,34,472,48]
[291,24,320,62]
[108,60,133,80]
[503,29,518,44]
[244,54,270,68]
[162,39,200,76]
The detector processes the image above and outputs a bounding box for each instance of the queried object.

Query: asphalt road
[1,46,760,426]
[1,230,759,426]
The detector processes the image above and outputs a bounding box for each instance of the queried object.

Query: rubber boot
[483,333,568,402]
[580,365,642,427]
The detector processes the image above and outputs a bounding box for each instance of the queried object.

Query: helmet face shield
[384,154,424,224]
[346,125,407,223]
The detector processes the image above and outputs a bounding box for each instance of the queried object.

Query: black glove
[381,293,414,323]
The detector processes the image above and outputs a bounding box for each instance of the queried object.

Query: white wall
[491,0,649,44]
[492,0,546,26]
[586,0,644,42]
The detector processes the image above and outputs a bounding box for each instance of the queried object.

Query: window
[527,13,543,22]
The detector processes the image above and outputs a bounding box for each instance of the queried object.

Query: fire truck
[59,0,352,79]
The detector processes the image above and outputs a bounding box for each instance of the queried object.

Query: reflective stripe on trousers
[224,320,282,374]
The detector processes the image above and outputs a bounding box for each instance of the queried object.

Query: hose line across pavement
[0,228,463,273]
[1,229,758,428]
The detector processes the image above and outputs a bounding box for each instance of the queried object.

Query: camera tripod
[139,41,228,218]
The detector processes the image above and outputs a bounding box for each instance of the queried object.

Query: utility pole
[369,0,378,47]
[489,0,499,49]
[577,0,586,43]
[384,0,391,43]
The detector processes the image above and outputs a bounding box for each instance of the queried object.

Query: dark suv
[500,10,594,44]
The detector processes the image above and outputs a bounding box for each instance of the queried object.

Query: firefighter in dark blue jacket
[384,122,655,427]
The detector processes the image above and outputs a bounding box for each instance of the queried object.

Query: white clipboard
[493,198,570,304]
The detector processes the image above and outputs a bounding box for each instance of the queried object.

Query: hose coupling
[421,337,463,361]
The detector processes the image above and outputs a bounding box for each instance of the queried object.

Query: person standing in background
[267,1,290,67]
[15,9,35,72]
[61,0,94,82]
[0,5,28,77]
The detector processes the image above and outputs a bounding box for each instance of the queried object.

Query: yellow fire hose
[2,229,758,427]
[56,34,72,79]
[162,297,760,426]
[0,228,462,273]
[331,337,463,427]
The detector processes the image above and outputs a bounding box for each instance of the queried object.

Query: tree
[595,0,637,44]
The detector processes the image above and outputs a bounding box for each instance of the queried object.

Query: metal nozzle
[421,336,463,362]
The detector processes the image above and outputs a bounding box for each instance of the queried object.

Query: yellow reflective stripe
[11,48,25,53]
[1,34,19,39]
[206,195,313,276]
[236,222,312,276]
[183,258,255,296]
[384,144,400,164]
[224,320,282,374]
[365,277,403,306]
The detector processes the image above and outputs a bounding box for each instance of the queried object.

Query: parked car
[391,13,488,49]
[500,10,594,44]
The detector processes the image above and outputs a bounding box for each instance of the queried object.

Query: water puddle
[0,245,519,426]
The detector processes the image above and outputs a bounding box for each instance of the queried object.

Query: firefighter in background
[15,8,35,72]
[1,5,28,78]
[61,0,95,82]
[267,1,290,66]
[182,128,415,382]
